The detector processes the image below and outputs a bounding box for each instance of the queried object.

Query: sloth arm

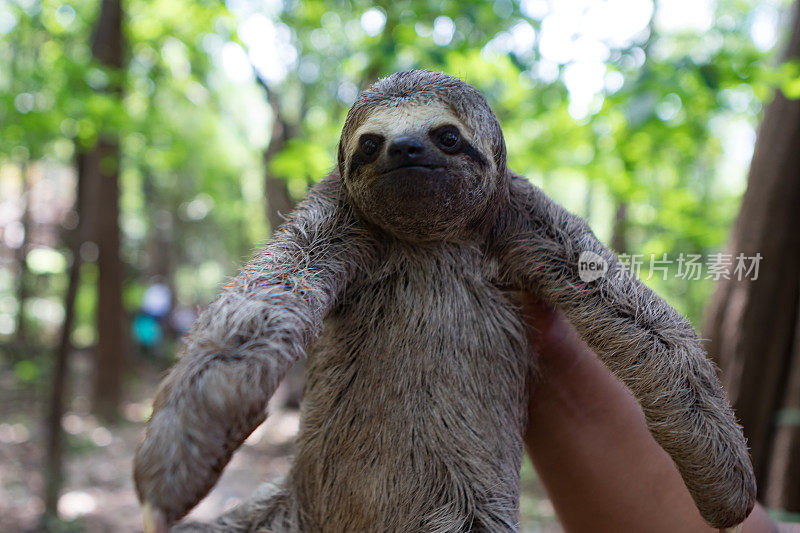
[522,297,776,533]
[133,174,376,530]
[496,176,756,530]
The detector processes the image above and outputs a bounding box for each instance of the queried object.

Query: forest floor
[0,350,561,533]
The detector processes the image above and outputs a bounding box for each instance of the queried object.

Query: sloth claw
[142,502,169,533]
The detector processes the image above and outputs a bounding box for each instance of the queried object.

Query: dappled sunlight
[57,490,97,520]
[0,423,30,444]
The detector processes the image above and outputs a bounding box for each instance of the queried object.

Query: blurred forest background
[1,0,800,531]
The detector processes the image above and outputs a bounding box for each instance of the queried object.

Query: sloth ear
[494,176,756,530]
[133,173,378,528]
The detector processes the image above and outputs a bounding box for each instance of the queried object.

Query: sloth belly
[289,264,533,532]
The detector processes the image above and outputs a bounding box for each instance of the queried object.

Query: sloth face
[342,101,497,242]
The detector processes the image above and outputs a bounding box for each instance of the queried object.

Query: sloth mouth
[382,164,443,174]
[373,165,451,203]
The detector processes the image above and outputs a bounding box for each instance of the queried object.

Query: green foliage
[270,138,333,185]
[0,0,793,347]
[13,358,40,382]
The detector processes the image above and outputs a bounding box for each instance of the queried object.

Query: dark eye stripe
[461,141,488,167]
[428,124,488,166]
[349,134,385,179]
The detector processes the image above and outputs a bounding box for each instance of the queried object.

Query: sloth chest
[292,260,532,530]
[311,265,531,414]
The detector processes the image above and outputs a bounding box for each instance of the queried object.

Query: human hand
[520,294,772,533]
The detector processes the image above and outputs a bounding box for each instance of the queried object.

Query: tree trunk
[87,0,125,421]
[261,85,297,234]
[41,153,88,525]
[611,201,628,254]
[703,0,800,508]
[14,160,31,344]
[766,304,800,510]
[91,140,124,419]
[265,173,294,234]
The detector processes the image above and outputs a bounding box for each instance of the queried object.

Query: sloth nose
[387,136,426,164]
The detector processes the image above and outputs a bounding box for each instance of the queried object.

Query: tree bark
[766,301,800,510]
[87,0,125,421]
[611,201,628,254]
[703,0,800,507]
[42,153,88,524]
[14,160,31,344]
[91,140,125,419]
[265,169,294,233]
[261,85,297,234]
[42,254,81,523]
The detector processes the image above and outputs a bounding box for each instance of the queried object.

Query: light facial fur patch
[346,101,474,157]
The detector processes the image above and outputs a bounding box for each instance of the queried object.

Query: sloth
[133,70,755,532]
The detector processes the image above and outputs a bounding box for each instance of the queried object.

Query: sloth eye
[359,135,383,157]
[440,130,459,147]
[361,138,378,155]
[432,125,462,153]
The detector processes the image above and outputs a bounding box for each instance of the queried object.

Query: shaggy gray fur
[134,70,755,531]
